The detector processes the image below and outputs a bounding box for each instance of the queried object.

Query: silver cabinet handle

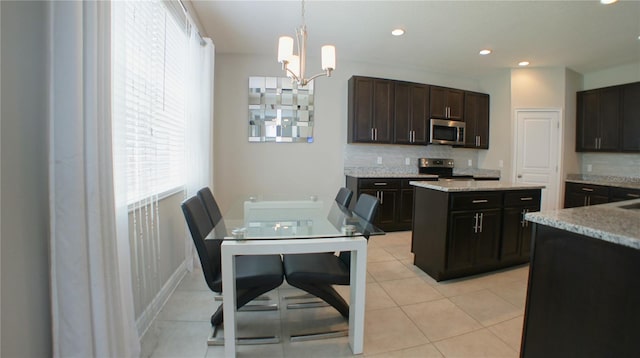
[478,213,484,233]
[583,196,587,206]
[581,188,594,192]
[374,128,378,141]
[379,191,384,205]
[521,209,530,228]
[472,199,488,203]
[373,182,388,186]
[587,196,591,206]
[520,197,533,201]
[627,193,640,198]
[473,213,479,233]
[371,128,375,141]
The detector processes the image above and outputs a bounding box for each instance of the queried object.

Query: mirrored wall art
[248,76,314,143]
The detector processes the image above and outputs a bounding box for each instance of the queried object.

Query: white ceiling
[189,0,640,78]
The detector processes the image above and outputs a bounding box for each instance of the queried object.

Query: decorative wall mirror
[248,76,314,142]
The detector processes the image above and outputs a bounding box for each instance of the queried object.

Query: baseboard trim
[135,260,188,337]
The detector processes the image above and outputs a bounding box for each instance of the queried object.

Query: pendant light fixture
[277,0,335,86]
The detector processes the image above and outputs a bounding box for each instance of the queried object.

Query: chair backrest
[181,196,223,292]
[197,187,223,225]
[338,193,380,266]
[197,187,228,238]
[353,193,379,222]
[334,187,353,208]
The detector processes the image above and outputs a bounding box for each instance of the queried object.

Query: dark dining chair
[282,193,379,341]
[334,187,353,208]
[196,187,227,239]
[181,195,284,344]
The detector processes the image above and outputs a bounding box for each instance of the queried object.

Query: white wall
[562,69,582,184]
[0,1,52,356]
[478,69,512,175]
[582,62,640,90]
[213,54,482,209]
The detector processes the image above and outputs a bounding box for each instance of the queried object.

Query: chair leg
[207,325,280,346]
[285,281,349,318]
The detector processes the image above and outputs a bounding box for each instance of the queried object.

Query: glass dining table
[209,195,384,357]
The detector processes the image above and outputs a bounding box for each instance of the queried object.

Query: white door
[514,110,561,211]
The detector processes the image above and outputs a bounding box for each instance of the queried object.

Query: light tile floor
[141,231,529,357]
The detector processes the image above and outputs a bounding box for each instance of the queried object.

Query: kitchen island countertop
[525,198,640,250]
[410,180,544,192]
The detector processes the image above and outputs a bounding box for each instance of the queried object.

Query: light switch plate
[405,157,411,165]
[587,164,592,172]
[377,157,383,165]
[468,159,473,167]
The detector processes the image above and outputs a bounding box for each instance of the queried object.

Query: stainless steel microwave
[429,119,465,145]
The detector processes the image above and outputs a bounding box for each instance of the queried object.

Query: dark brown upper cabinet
[576,86,621,152]
[430,86,464,121]
[348,76,394,143]
[463,91,489,149]
[348,76,489,148]
[394,81,429,145]
[621,82,640,152]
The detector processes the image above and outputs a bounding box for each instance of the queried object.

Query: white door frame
[512,108,563,210]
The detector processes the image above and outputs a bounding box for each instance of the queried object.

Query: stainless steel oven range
[418,158,474,181]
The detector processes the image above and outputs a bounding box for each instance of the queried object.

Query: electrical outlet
[377,156,383,165]
[499,160,504,168]
[405,157,411,165]
[467,159,473,167]
[587,164,592,172]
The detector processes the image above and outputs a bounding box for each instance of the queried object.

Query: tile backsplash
[581,153,640,178]
[344,143,480,172]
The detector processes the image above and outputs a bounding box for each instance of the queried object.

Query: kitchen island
[520,199,640,358]
[410,180,544,281]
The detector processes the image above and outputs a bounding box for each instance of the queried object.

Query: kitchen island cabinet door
[447,209,501,271]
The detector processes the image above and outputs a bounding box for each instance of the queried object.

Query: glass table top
[209,195,384,240]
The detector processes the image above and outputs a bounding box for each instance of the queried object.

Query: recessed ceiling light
[479,49,492,55]
[600,0,618,4]
[518,61,530,67]
[391,28,405,36]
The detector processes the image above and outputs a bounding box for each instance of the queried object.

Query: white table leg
[349,241,367,354]
[221,244,237,357]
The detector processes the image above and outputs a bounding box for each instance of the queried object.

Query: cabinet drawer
[609,187,640,202]
[504,190,541,207]
[450,192,502,211]
[358,178,401,190]
[566,182,609,196]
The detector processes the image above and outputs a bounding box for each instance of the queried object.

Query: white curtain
[48,2,140,357]
[184,28,215,270]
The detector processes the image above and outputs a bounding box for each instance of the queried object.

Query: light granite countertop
[345,167,500,179]
[525,199,640,250]
[566,174,640,190]
[346,173,440,179]
[410,180,544,192]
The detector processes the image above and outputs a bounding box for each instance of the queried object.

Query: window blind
[114,0,188,204]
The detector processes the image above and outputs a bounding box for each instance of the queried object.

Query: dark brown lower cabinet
[447,209,501,271]
[564,181,640,208]
[346,176,426,232]
[501,190,541,264]
[412,187,541,281]
[521,225,640,357]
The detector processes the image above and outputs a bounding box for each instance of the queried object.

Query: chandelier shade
[277,0,335,86]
